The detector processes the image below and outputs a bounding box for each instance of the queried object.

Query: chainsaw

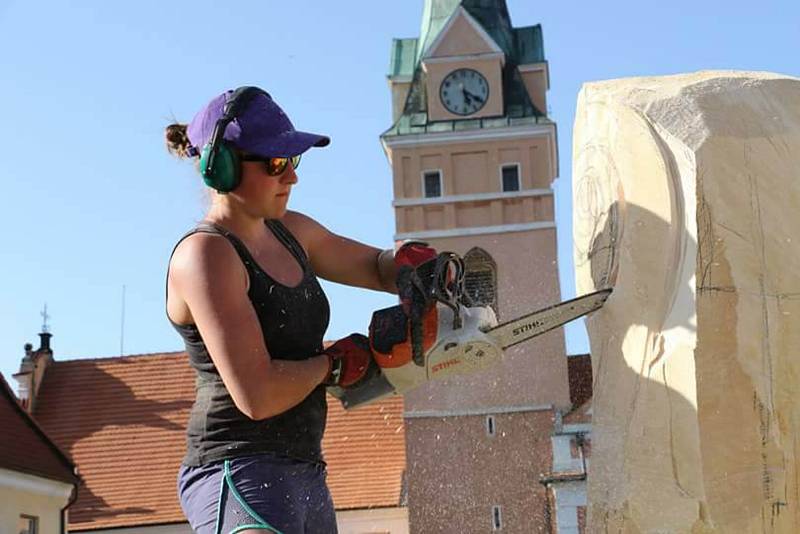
[327,252,611,409]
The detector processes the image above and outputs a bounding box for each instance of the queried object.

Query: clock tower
[381,2,574,532]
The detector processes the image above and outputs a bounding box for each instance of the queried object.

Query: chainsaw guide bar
[485,288,612,350]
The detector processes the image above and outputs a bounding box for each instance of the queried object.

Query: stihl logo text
[431,359,461,374]
[512,320,545,337]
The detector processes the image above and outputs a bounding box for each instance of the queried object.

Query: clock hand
[463,89,484,104]
[461,89,478,105]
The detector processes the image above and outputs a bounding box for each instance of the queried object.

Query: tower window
[423,170,442,198]
[486,415,496,437]
[501,164,520,192]
[492,505,503,530]
[464,247,498,315]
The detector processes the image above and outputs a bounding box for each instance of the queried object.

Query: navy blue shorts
[177,454,337,534]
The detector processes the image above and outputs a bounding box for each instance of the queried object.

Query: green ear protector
[199,86,266,194]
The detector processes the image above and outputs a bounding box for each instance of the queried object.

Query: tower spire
[418,0,513,63]
[41,303,50,333]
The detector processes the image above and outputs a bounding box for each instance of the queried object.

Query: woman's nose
[282,163,299,185]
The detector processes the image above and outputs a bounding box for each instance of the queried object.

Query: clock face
[439,68,489,116]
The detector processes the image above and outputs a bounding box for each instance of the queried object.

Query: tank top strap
[195,221,255,260]
[164,222,253,320]
[265,219,310,266]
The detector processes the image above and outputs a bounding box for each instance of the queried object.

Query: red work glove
[395,241,437,316]
[394,240,437,270]
[323,334,373,388]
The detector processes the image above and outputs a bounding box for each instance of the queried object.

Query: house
[540,354,593,533]
[1,345,79,534]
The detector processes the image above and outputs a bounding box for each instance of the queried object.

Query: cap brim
[241,130,330,158]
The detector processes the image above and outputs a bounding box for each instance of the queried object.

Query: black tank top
[166,219,331,466]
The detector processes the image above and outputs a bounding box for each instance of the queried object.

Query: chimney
[13,343,35,411]
[39,331,52,352]
[13,331,55,414]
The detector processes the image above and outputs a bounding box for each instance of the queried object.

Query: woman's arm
[170,233,330,420]
[283,211,399,293]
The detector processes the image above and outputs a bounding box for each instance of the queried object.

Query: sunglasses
[240,154,301,176]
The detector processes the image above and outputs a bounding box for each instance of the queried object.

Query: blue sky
[1,0,797,383]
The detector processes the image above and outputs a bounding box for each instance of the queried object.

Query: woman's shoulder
[280,210,322,232]
[170,231,242,281]
[279,211,328,252]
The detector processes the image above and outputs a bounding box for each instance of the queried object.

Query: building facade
[1,353,78,534]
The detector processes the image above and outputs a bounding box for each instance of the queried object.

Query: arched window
[463,247,498,316]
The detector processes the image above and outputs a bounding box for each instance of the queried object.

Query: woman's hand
[394,240,437,270]
[322,334,373,388]
[393,240,438,315]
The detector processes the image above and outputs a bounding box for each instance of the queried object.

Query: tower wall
[383,3,565,531]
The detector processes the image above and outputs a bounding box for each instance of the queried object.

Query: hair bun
[165,123,193,159]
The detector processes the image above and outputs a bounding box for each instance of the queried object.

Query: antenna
[120,285,126,356]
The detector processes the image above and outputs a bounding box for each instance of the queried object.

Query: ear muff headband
[200,86,268,193]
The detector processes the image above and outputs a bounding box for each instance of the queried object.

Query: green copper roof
[417,0,519,62]
[382,65,550,138]
[417,0,460,64]
[389,38,419,78]
[382,110,553,138]
[384,1,549,138]
[513,25,545,64]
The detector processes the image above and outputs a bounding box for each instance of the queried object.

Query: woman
[164,87,433,534]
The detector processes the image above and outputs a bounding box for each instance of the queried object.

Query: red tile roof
[0,373,77,486]
[32,352,406,531]
[325,392,406,510]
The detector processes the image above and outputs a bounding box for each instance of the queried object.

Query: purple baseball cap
[187,88,330,158]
